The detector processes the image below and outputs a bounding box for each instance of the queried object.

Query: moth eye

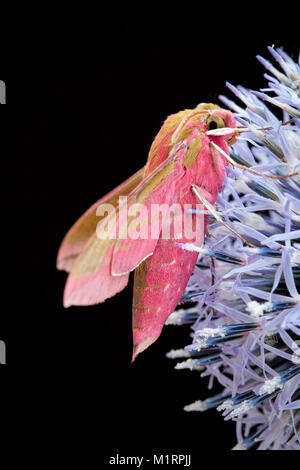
[206,115,226,130]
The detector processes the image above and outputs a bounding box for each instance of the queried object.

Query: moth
[57,103,237,360]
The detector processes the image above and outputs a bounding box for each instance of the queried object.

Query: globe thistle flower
[166,47,300,450]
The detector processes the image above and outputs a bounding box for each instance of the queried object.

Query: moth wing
[131,189,207,360]
[63,200,131,307]
[111,145,187,275]
[57,168,144,272]
[132,238,199,360]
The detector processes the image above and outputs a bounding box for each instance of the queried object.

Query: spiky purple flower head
[167,47,300,450]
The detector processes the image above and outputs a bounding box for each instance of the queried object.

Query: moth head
[170,104,236,147]
[205,108,237,145]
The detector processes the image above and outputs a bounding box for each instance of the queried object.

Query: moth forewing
[58,104,237,359]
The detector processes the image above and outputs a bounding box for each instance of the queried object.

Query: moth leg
[191,184,256,248]
[205,228,212,237]
[210,257,217,316]
[210,142,297,179]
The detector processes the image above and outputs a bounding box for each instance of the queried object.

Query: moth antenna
[210,142,297,179]
[206,119,294,137]
[237,118,294,133]
[207,126,272,136]
[191,184,257,248]
[236,118,294,133]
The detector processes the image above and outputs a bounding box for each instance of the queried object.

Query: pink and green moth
[57,103,237,360]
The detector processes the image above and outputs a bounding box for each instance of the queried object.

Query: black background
[1,16,298,463]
